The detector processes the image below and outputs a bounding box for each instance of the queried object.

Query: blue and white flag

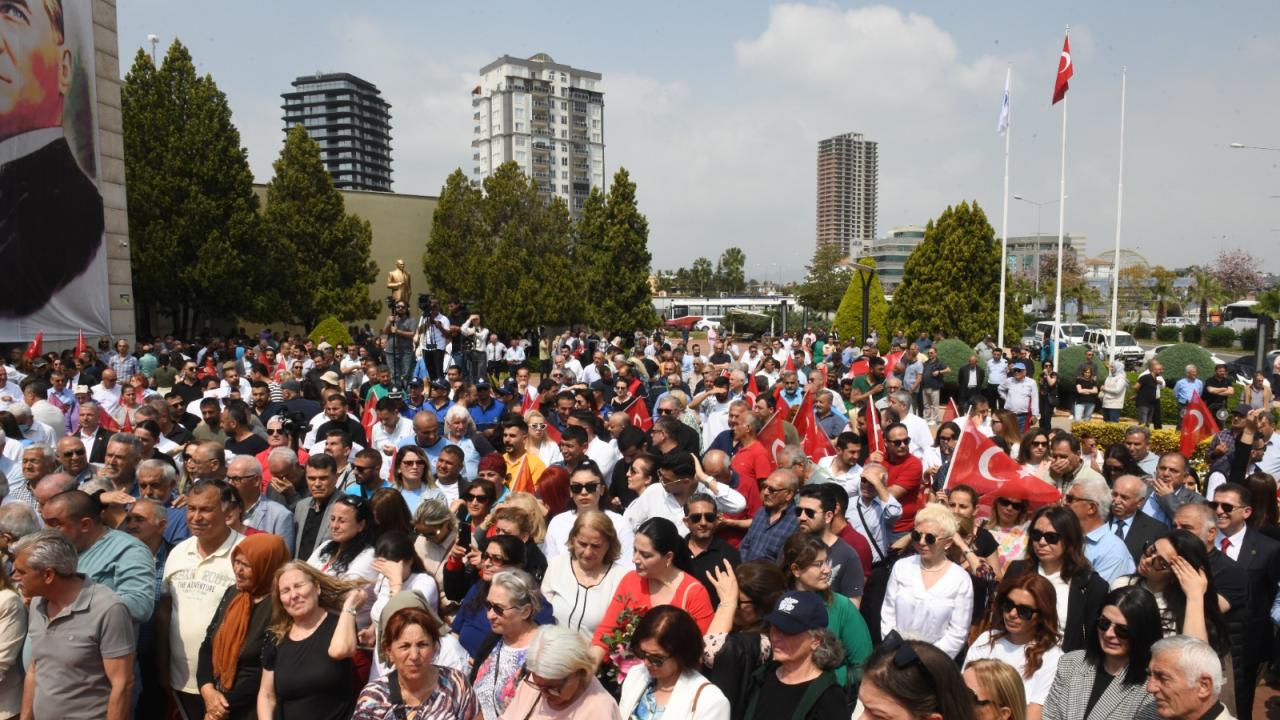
[997,67,1011,136]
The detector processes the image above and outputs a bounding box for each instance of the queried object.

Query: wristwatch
[343,607,358,617]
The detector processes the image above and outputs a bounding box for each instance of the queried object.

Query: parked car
[1161,316,1192,328]
[694,316,724,331]
[1226,350,1280,386]
[1020,327,1042,353]
[663,315,701,330]
[1032,321,1086,347]
[1084,329,1145,370]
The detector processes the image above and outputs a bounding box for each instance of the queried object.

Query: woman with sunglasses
[448,535,554,658]
[988,493,1031,575]
[1003,506,1108,652]
[459,478,499,546]
[524,411,564,467]
[780,533,872,690]
[541,510,627,637]
[965,574,1063,720]
[1017,430,1051,475]
[991,410,1024,457]
[881,504,974,659]
[619,605,731,720]
[1042,586,1159,720]
[393,445,445,515]
[354,606,481,720]
[498,626,621,719]
[703,560,788,719]
[470,569,545,720]
[965,659,1027,720]
[857,632,976,720]
[1099,445,1142,487]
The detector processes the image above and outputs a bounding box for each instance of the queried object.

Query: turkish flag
[793,390,835,462]
[99,407,120,433]
[865,396,885,456]
[520,388,537,414]
[758,409,786,469]
[747,370,760,400]
[784,354,795,373]
[947,424,1029,495]
[359,389,377,445]
[1052,34,1073,104]
[23,332,43,359]
[626,396,653,431]
[845,358,870,379]
[510,455,536,493]
[75,329,86,358]
[942,398,959,424]
[1180,392,1219,457]
[884,351,904,375]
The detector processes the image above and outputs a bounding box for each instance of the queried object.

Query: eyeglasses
[485,601,515,615]
[466,493,490,503]
[1030,440,1050,447]
[686,512,717,524]
[521,671,572,696]
[909,530,938,545]
[1096,616,1130,641]
[1208,501,1241,515]
[1065,494,1094,506]
[481,552,509,566]
[528,423,546,430]
[400,459,425,467]
[999,598,1039,620]
[996,497,1026,509]
[353,464,379,472]
[60,449,86,458]
[761,484,790,495]
[265,428,286,435]
[634,649,670,666]
[794,506,820,519]
[569,482,600,495]
[887,438,910,447]
[937,435,956,443]
[226,474,258,483]
[1141,543,1170,572]
[1028,529,1062,545]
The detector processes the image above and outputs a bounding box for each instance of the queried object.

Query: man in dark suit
[1109,474,1169,563]
[955,354,985,410]
[0,0,104,317]
[1213,482,1280,720]
[74,400,115,464]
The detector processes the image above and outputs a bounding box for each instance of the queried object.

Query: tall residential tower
[816,132,878,258]
[472,53,605,214]
[282,72,392,192]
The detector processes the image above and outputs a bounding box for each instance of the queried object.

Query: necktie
[1114,518,1126,539]
[1220,537,1231,554]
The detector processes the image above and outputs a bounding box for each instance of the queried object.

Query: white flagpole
[1108,67,1127,365]
[998,66,1012,350]
[1052,27,1069,372]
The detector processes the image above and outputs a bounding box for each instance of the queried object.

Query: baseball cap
[74,384,90,395]
[430,379,450,390]
[497,381,516,396]
[407,378,424,389]
[1011,362,1027,371]
[763,591,829,635]
[475,380,492,390]
[1232,404,1251,417]
[317,342,333,351]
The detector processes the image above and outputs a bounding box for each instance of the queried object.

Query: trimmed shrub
[1205,326,1236,348]
[1153,344,1215,384]
[1240,328,1260,352]
[1134,323,1155,340]
[1156,325,1180,342]
[937,338,981,385]
[1072,419,1211,470]
[308,317,353,347]
[1180,324,1201,344]
[1056,345,1110,383]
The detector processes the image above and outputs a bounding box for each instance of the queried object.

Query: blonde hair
[267,561,365,641]
[966,659,1027,720]
[914,503,959,538]
[568,510,621,566]
[489,493,547,543]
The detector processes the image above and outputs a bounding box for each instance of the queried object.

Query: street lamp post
[1227,141,1280,373]
[1013,194,1061,303]
[851,262,877,344]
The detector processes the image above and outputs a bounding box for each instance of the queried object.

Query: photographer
[384,300,416,389]
[460,313,489,386]
[415,298,450,382]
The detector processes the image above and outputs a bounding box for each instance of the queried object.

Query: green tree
[586,168,658,333]
[573,187,610,326]
[1187,265,1225,337]
[832,257,889,343]
[715,247,747,294]
[689,258,714,295]
[797,244,853,315]
[262,125,378,329]
[424,169,487,303]
[122,41,263,336]
[1148,266,1176,325]
[888,201,1019,343]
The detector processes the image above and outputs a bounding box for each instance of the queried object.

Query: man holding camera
[415,299,450,383]
[385,300,416,389]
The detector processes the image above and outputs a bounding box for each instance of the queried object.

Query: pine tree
[887,201,1019,344]
[573,187,610,328]
[262,125,378,329]
[833,257,890,343]
[122,41,263,336]
[593,168,657,333]
[424,169,487,303]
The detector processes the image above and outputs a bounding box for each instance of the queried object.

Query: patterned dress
[352,666,480,720]
[473,640,529,720]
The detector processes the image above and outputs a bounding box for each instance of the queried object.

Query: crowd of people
[0,322,1275,720]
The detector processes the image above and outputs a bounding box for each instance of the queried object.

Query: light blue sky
[118,1,1280,280]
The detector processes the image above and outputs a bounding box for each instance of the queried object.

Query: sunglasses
[794,506,820,519]
[1208,501,1241,514]
[657,408,675,415]
[996,497,1026,509]
[265,428,287,436]
[485,601,517,615]
[481,552,509,566]
[686,512,717,524]
[466,493,490,503]
[569,482,600,495]
[999,598,1038,620]
[909,530,938,545]
[353,464,378,472]
[1096,616,1130,640]
[938,435,957,442]
[1030,440,1049,447]
[1141,542,1170,572]
[887,438,910,447]
[400,459,425,467]
[1028,529,1061,545]
[529,423,546,430]
[633,649,670,666]
[61,449,86,458]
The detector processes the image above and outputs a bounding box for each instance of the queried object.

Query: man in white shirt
[690,376,732,451]
[624,452,745,537]
[566,411,620,479]
[577,352,607,386]
[1000,362,1039,429]
[370,397,414,480]
[416,300,451,381]
[0,366,21,411]
[543,464,634,569]
[847,462,902,564]
[887,390,933,460]
[818,431,863,499]
[92,368,123,417]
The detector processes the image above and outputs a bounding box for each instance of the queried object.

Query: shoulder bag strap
[855,499,886,562]
[690,681,709,715]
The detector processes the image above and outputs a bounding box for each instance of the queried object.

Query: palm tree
[1257,287,1280,349]
[1149,266,1175,325]
[1187,266,1225,340]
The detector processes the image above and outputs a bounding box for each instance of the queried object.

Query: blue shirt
[1174,378,1204,406]
[902,361,924,391]
[397,435,449,468]
[469,400,507,432]
[1083,524,1136,583]
[244,496,297,540]
[987,359,1009,386]
[739,503,800,563]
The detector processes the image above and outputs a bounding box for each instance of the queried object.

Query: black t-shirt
[1136,374,1162,404]
[709,352,732,365]
[226,433,269,457]
[689,537,741,606]
[1084,664,1117,719]
[974,528,998,557]
[262,612,354,720]
[750,670,848,720]
[1205,376,1233,411]
[171,380,202,404]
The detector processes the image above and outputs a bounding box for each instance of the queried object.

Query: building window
[561,157,568,166]
[515,122,523,131]
[516,137,526,146]
[516,151,526,160]
[561,171,568,179]
[561,184,569,193]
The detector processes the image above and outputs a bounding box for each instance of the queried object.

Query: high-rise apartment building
[816,132,878,258]
[472,53,604,213]
[282,72,392,192]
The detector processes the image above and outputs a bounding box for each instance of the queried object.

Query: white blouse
[965,630,1064,706]
[880,555,974,658]
[540,554,627,637]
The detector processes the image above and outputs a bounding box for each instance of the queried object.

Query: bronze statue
[386,259,412,303]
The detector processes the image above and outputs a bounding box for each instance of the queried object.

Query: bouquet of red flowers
[597,603,646,698]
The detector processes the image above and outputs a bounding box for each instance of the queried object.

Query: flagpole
[1052,26,1069,372]
[1108,67,1127,364]
[998,65,1012,350]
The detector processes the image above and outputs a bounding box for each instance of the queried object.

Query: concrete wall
[94,0,135,342]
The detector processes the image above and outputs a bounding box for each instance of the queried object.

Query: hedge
[1153,344,1216,384]
[1205,326,1236,348]
[936,338,981,385]
[1240,328,1260,352]
[1156,326,1181,342]
[1056,345,1110,383]
[1071,419,1212,474]
[1181,325,1201,344]
[308,317,353,347]
[1134,323,1155,340]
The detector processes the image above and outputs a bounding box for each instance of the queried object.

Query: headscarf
[376,589,435,666]
[211,534,290,690]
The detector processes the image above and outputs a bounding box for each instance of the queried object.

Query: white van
[1084,329,1144,370]
[1033,321,1088,348]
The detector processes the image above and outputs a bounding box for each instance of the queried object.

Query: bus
[1221,301,1260,333]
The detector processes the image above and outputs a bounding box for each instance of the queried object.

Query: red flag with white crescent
[946,424,1028,495]
[1052,33,1073,105]
[943,398,959,424]
[757,409,786,470]
[865,396,885,456]
[1180,392,1218,457]
[625,396,653,431]
[520,388,537,414]
[845,358,869,379]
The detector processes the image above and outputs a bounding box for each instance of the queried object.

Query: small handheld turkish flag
[1052,33,1073,105]
[1180,392,1219,458]
[625,396,653,432]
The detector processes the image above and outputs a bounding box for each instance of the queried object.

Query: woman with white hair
[497,625,621,719]
[471,569,544,720]
[880,503,975,659]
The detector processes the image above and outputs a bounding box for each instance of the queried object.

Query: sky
[117,1,1280,282]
